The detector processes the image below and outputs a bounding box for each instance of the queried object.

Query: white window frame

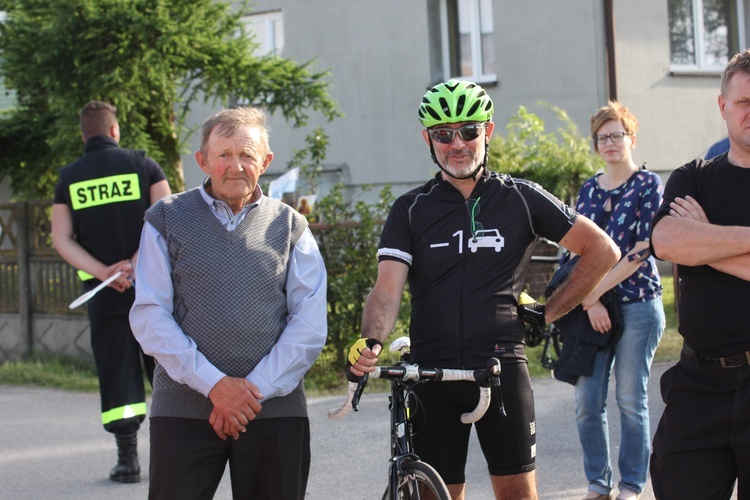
[438,0,496,83]
[669,0,746,74]
[242,10,283,57]
[0,10,16,111]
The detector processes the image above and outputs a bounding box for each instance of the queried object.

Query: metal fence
[1,201,86,314]
[1,201,91,363]
[0,200,560,364]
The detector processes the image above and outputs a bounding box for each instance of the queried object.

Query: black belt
[683,344,750,368]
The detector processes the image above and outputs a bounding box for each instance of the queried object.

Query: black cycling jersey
[379,170,576,368]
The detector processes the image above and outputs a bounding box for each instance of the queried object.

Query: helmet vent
[466,100,481,117]
[439,97,451,117]
[425,106,441,121]
[456,95,466,115]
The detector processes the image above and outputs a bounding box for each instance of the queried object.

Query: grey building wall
[615,0,727,174]
[180,0,740,198]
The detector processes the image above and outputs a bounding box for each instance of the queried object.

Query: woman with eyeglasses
[572,102,665,500]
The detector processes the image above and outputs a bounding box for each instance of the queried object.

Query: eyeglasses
[594,131,629,145]
[467,197,483,240]
[428,123,485,144]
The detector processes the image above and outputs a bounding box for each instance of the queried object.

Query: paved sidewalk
[0,362,736,499]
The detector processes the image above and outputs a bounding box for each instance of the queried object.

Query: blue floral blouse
[574,165,663,303]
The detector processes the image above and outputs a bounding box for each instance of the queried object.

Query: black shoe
[109,432,140,483]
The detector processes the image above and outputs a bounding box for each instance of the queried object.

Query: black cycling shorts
[409,361,536,485]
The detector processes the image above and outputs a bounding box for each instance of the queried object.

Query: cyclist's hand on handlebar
[346,338,382,381]
[518,292,546,328]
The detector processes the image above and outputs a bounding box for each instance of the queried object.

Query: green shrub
[487,102,603,205]
[306,183,410,391]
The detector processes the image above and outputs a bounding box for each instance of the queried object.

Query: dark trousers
[650,346,750,499]
[148,416,311,500]
[90,314,153,435]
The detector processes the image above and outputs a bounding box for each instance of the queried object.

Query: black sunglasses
[428,123,485,144]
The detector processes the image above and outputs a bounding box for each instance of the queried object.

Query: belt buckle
[719,351,750,368]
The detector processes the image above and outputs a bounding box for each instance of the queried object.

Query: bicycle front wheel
[381,461,451,500]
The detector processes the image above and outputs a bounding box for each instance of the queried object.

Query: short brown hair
[79,101,118,140]
[199,106,270,154]
[721,49,750,96]
[590,101,638,151]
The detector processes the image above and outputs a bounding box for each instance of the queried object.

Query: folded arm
[545,216,621,323]
[652,196,750,280]
[579,240,651,333]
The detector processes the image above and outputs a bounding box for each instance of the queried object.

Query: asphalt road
[0,362,735,499]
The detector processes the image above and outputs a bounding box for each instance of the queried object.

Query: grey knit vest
[144,188,309,420]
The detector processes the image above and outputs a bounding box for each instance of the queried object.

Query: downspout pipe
[605,0,618,101]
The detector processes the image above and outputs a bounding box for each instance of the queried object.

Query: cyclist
[349,79,620,500]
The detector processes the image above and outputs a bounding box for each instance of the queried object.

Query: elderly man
[130,106,327,500]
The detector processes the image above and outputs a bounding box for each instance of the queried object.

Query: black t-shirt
[652,153,750,356]
[54,136,167,317]
[378,170,576,368]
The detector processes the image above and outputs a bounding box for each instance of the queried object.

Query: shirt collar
[199,177,264,221]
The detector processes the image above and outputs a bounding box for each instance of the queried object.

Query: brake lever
[352,372,369,412]
[486,357,507,418]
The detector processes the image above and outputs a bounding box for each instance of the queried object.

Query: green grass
[0,355,100,392]
[653,276,680,363]
[0,279,682,392]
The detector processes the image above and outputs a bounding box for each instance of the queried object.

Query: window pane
[243,12,283,57]
[479,0,495,76]
[436,0,495,81]
[457,0,474,77]
[669,0,696,65]
[272,18,284,56]
[702,0,730,66]
[445,0,461,76]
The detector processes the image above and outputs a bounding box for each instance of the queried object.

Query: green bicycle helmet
[418,79,494,128]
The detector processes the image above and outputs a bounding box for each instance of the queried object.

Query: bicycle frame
[386,364,421,499]
[526,322,562,371]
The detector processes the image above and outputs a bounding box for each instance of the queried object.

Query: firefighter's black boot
[109,432,140,483]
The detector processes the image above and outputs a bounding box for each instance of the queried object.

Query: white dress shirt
[129,182,327,402]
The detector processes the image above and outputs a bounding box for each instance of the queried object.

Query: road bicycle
[329,336,504,500]
[524,247,565,373]
[524,316,562,372]
[520,289,562,372]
